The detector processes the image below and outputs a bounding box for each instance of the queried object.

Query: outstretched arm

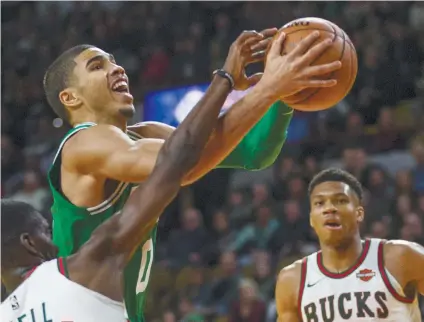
[70,31,339,186]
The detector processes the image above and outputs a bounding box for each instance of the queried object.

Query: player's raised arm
[66,30,341,185]
[69,30,271,270]
[275,261,303,322]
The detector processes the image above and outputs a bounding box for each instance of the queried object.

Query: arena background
[2,2,424,321]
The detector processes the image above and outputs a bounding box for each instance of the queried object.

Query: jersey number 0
[135,238,154,294]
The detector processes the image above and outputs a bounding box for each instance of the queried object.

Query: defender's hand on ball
[223,28,278,91]
[259,31,342,99]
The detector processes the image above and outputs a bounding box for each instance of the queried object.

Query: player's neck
[320,235,363,273]
[72,114,127,131]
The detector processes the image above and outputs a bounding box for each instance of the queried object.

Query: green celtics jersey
[48,122,156,322]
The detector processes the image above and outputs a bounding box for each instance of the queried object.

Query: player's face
[309,181,364,246]
[22,216,58,261]
[69,47,134,119]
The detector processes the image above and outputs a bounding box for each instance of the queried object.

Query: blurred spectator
[276,200,311,257]
[205,251,240,315]
[229,279,266,322]
[411,139,424,192]
[180,266,211,310]
[207,209,236,265]
[166,208,210,267]
[10,171,49,212]
[251,251,274,302]
[229,205,280,260]
[226,189,253,228]
[178,297,205,322]
[342,145,374,185]
[369,107,406,153]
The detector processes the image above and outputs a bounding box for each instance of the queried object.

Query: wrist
[211,74,233,93]
[251,82,279,104]
[212,69,234,90]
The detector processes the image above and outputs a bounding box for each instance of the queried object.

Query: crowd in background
[2,2,424,321]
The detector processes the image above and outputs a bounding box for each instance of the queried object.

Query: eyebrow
[312,192,348,199]
[85,53,116,68]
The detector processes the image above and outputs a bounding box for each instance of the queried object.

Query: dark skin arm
[67,75,232,300]
[62,29,277,191]
[65,30,270,300]
[275,260,303,322]
[384,240,424,297]
[63,30,341,199]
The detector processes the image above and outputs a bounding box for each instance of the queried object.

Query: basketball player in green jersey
[44,28,341,321]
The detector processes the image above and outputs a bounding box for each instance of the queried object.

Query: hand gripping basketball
[222,28,278,91]
[260,31,342,99]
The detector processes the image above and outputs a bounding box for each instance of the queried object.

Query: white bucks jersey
[298,238,421,322]
[1,259,125,322]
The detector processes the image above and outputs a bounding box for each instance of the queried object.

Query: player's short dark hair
[1,199,46,249]
[308,168,363,201]
[43,44,94,122]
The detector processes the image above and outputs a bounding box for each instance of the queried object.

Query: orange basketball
[272,17,358,112]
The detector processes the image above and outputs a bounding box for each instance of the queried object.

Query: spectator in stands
[10,170,48,212]
[229,278,266,322]
[411,139,424,192]
[229,205,279,261]
[207,209,236,265]
[166,208,210,267]
[205,251,240,316]
[226,189,253,229]
[251,251,274,302]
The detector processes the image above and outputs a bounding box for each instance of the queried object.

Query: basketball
[272,17,358,112]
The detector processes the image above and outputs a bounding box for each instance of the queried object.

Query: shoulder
[277,259,303,285]
[383,239,424,268]
[276,258,304,301]
[383,239,422,260]
[62,125,132,164]
[383,239,424,286]
[65,124,127,149]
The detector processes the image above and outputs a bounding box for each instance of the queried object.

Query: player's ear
[59,88,82,109]
[20,233,39,256]
[356,206,364,223]
[309,213,314,228]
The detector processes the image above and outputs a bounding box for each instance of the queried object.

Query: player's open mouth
[324,220,342,230]
[112,80,129,93]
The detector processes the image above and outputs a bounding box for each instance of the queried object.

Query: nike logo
[307,279,323,287]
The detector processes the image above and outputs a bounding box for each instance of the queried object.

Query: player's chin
[112,90,134,104]
[119,105,136,118]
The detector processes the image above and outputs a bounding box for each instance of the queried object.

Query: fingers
[247,72,263,87]
[246,28,278,56]
[297,38,333,67]
[302,61,342,77]
[235,30,263,45]
[268,31,286,58]
[289,31,321,57]
[247,50,266,64]
[259,27,278,39]
[298,79,337,88]
[245,28,277,48]
[250,37,273,53]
